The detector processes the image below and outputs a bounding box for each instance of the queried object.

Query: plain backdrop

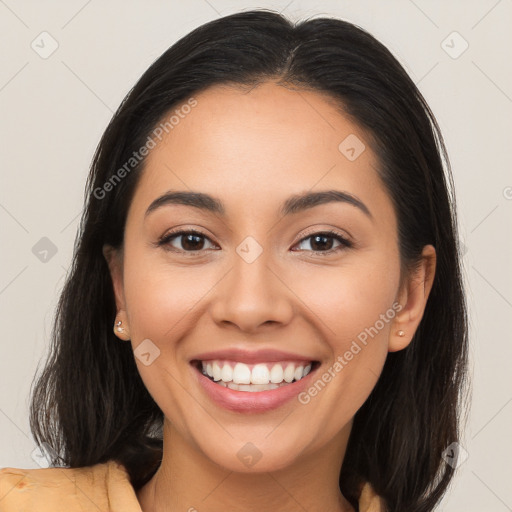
[1,1,511,510]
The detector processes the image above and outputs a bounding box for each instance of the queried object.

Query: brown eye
[158,230,217,252]
[293,231,352,254]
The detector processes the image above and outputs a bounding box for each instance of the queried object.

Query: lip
[190,347,316,365]
[190,357,320,414]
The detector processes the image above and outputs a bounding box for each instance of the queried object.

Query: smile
[190,357,320,412]
[197,359,314,392]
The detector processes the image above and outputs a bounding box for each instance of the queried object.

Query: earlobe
[389,244,436,352]
[113,318,131,341]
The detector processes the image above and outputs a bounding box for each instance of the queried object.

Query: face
[105,81,434,474]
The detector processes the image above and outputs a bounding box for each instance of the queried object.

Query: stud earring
[114,317,130,340]
[397,330,405,337]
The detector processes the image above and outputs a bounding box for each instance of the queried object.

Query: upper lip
[190,347,317,365]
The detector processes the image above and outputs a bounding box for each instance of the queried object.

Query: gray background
[1,1,511,510]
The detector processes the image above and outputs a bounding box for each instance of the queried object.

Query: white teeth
[233,383,280,392]
[232,362,251,384]
[221,363,233,382]
[218,382,286,392]
[283,364,295,383]
[251,364,270,385]
[212,361,222,381]
[200,359,314,388]
[269,364,284,383]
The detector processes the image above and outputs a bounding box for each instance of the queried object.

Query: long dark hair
[29,9,469,511]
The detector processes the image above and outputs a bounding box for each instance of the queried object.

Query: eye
[158,229,217,252]
[292,230,352,254]
[157,228,352,255]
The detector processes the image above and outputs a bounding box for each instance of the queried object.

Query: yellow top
[0,459,386,511]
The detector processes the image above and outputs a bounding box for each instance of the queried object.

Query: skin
[104,81,436,512]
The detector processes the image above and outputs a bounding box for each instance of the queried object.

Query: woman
[0,9,469,512]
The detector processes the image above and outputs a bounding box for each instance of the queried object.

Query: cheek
[301,246,400,400]
[291,254,401,346]
[289,249,400,406]
[290,262,399,440]
[120,246,205,431]
[122,243,211,343]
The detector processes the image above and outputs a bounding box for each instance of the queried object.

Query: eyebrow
[145,189,372,219]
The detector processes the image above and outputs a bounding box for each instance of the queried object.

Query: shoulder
[0,460,138,512]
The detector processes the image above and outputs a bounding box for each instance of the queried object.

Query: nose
[210,249,295,333]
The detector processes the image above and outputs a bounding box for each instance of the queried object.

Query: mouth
[190,359,321,393]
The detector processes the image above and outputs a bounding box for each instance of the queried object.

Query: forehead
[128,81,393,224]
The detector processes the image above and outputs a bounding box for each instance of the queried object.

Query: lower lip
[191,363,318,413]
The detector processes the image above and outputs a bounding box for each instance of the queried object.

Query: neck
[136,420,355,512]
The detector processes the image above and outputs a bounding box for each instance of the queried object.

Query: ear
[103,244,130,340]
[389,244,436,352]
[103,244,125,310]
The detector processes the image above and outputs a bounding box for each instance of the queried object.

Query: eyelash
[157,228,353,256]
